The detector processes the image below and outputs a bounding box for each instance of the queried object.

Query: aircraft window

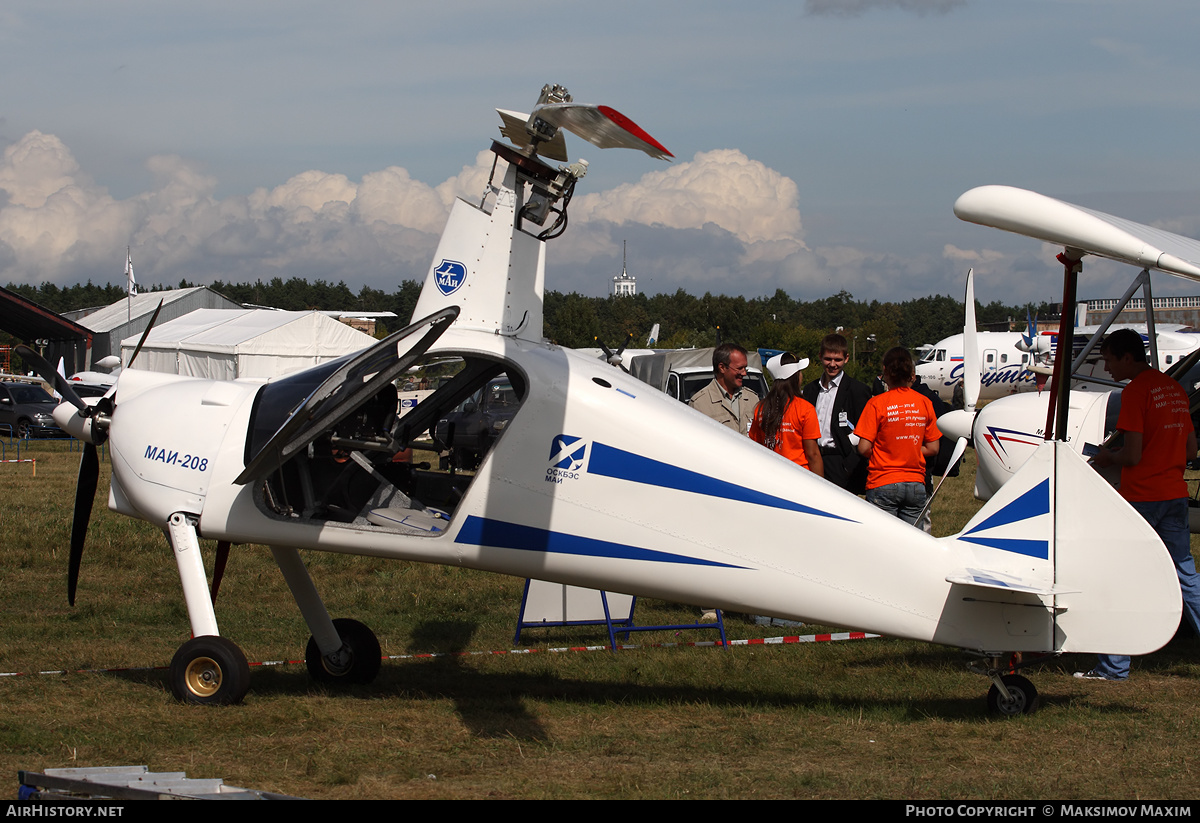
[986,353,995,364]
[936,350,946,362]
[255,353,526,538]
[1167,355,1174,364]
[1001,354,1008,364]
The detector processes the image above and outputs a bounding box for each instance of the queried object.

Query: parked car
[0,381,61,438]
[432,375,520,470]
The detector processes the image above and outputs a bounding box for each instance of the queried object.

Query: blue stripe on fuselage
[588,442,854,522]
[454,515,748,568]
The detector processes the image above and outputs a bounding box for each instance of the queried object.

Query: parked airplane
[917,326,1199,404]
[19,91,1181,716]
[941,185,1200,502]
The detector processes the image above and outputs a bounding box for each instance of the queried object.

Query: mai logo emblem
[549,434,587,471]
[434,259,467,296]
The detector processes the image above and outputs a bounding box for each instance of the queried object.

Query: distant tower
[612,241,636,297]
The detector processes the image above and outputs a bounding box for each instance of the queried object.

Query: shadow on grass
[94,623,1195,732]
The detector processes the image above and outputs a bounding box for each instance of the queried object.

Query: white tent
[121,309,377,380]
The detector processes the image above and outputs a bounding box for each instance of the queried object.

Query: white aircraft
[917,324,1199,405]
[18,91,1182,716]
[940,185,1200,502]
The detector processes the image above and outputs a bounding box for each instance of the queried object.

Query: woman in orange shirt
[854,347,941,526]
[749,352,823,475]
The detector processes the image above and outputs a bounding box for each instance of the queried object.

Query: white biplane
[941,186,1200,501]
[19,92,1183,715]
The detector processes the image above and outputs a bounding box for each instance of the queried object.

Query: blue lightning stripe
[587,442,854,522]
[964,479,1050,535]
[454,515,748,568]
[957,536,1049,560]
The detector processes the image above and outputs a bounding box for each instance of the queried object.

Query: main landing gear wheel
[169,636,251,705]
[987,674,1039,716]
[306,618,382,686]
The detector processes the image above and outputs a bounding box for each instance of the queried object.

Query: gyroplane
[21,92,1182,715]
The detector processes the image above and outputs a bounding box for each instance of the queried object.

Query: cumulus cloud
[942,244,1007,264]
[574,150,804,247]
[0,128,988,303]
[805,0,965,17]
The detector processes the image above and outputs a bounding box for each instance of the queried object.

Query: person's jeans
[865,482,927,527]
[1094,498,1200,680]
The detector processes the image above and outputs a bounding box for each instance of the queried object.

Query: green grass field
[3,440,1200,799]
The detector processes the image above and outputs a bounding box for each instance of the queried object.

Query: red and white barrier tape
[0,631,880,679]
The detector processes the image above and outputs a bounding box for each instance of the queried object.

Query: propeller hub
[938,408,975,442]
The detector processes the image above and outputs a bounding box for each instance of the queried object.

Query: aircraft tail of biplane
[939,440,1182,656]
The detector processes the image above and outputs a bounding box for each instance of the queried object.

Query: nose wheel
[169,636,251,705]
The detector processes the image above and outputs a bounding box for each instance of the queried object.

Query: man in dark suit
[802,333,871,494]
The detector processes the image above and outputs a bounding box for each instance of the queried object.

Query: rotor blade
[616,333,633,357]
[211,541,231,605]
[533,103,673,160]
[916,436,969,527]
[68,443,99,606]
[15,345,88,412]
[126,299,164,369]
[962,269,980,412]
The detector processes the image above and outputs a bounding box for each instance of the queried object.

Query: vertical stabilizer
[943,441,1181,655]
[411,162,546,340]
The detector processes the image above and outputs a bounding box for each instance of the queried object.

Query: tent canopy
[122,309,377,380]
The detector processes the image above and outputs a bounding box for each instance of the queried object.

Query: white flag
[125,249,138,296]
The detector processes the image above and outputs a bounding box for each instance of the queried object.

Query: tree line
[6,278,1055,379]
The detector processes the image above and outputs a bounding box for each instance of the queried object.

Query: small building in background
[612,241,636,297]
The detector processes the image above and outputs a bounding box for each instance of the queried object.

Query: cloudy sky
[2,0,1198,309]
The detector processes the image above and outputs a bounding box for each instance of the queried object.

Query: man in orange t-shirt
[1079,329,1200,682]
[854,347,941,527]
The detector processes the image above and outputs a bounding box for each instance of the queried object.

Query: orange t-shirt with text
[854,387,941,490]
[1115,368,1193,502]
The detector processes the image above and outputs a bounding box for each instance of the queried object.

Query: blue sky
[2,0,1198,309]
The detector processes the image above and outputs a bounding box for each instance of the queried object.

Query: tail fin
[945,441,1180,655]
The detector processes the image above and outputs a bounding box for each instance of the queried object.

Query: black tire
[16,418,31,439]
[306,618,382,686]
[986,673,1039,716]
[169,636,250,705]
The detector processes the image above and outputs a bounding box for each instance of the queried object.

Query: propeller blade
[68,443,99,606]
[210,541,231,604]
[962,269,980,412]
[126,299,164,369]
[15,345,87,412]
[615,333,633,358]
